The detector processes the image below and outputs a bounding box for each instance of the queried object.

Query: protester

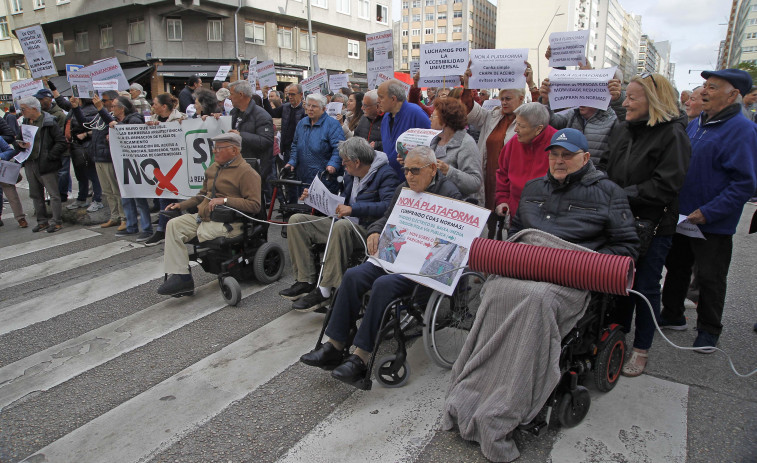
[285,93,345,193]
[35,88,70,202]
[268,89,283,109]
[426,98,482,200]
[661,69,757,352]
[0,110,16,145]
[299,146,462,384]
[157,133,261,296]
[179,75,203,113]
[599,73,691,375]
[741,85,757,121]
[216,88,232,115]
[444,129,638,463]
[129,83,151,116]
[66,98,104,213]
[0,136,27,228]
[378,79,431,178]
[680,89,691,106]
[685,86,704,123]
[228,80,274,181]
[339,92,364,139]
[262,83,305,166]
[281,137,400,312]
[423,87,437,106]
[494,102,557,221]
[193,88,219,117]
[353,90,383,151]
[3,106,19,137]
[14,96,67,233]
[478,89,490,101]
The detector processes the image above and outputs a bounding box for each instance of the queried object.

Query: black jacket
[73,105,115,163]
[263,99,305,157]
[178,86,195,113]
[599,115,691,235]
[15,113,67,175]
[230,99,274,175]
[367,174,463,236]
[3,113,20,137]
[0,116,17,145]
[353,114,384,152]
[512,162,639,259]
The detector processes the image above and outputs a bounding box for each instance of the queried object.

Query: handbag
[634,219,658,259]
[209,204,237,223]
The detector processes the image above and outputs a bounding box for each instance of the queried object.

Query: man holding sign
[281,137,400,312]
[378,79,431,178]
[299,146,461,387]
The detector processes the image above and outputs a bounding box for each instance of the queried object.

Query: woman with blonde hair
[599,73,691,377]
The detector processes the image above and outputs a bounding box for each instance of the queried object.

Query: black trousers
[661,233,733,336]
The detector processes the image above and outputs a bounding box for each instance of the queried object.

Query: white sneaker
[87,201,104,212]
[66,200,88,210]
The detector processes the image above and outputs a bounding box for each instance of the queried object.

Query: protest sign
[547,67,617,111]
[395,128,441,160]
[109,116,232,198]
[92,79,119,95]
[66,64,85,81]
[677,215,706,239]
[304,175,345,216]
[256,60,277,88]
[326,102,343,119]
[214,65,232,81]
[367,60,394,90]
[302,69,329,96]
[371,188,490,295]
[14,125,39,163]
[0,160,22,184]
[366,29,394,90]
[329,73,349,93]
[420,41,468,77]
[15,25,56,78]
[81,57,129,91]
[377,72,411,96]
[469,49,528,89]
[481,99,502,111]
[410,60,420,77]
[247,57,258,84]
[548,31,590,67]
[11,79,44,109]
[69,70,94,98]
[418,75,460,88]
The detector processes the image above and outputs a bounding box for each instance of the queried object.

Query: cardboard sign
[256,60,277,88]
[469,49,528,89]
[0,160,22,184]
[371,188,490,295]
[329,74,350,93]
[15,25,57,78]
[81,57,129,91]
[304,175,345,216]
[547,67,617,110]
[14,125,39,163]
[11,79,44,109]
[366,29,393,62]
[109,116,232,198]
[69,70,94,98]
[420,41,468,77]
[326,102,343,119]
[66,64,85,81]
[376,72,411,96]
[410,60,420,77]
[302,69,329,96]
[214,65,232,82]
[548,31,590,67]
[481,99,502,111]
[92,79,119,95]
[418,75,460,88]
[367,59,394,90]
[247,57,258,84]
[395,128,441,160]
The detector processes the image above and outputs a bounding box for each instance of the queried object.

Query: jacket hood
[353,150,388,196]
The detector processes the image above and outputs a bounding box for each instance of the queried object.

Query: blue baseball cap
[701,69,753,96]
[545,128,589,153]
[34,89,54,99]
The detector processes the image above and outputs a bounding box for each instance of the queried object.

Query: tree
[737,62,757,81]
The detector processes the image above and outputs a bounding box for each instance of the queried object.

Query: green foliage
[737,62,757,81]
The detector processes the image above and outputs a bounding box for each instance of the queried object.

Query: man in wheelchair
[279,137,401,312]
[299,146,461,385]
[157,133,261,297]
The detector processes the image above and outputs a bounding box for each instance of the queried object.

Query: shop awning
[52,66,153,96]
[156,64,230,79]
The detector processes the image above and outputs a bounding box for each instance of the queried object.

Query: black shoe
[46,223,62,233]
[279,281,315,301]
[144,230,165,246]
[157,274,195,297]
[331,354,368,385]
[693,330,719,354]
[32,222,49,232]
[293,288,331,312]
[115,229,138,237]
[300,342,345,370]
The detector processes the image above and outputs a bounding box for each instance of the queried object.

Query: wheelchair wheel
[374,354,410,388]
[557,386,591,428]
[253,242,285,284]
[593,328,626,392]
[221,276,242,306]
[423,271,484,369]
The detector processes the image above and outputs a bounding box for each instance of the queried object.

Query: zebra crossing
[0,224,743,463]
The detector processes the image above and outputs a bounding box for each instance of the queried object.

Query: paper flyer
[395,128,441,159]
[304,175,345,216]
[547,67,617,110]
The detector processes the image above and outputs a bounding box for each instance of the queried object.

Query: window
[57,0,70,3]
[748,32,757,39]
[34,0,45,8]
[312,0,327,8]
[402,1,408,7]
[438,12,446,19]
[412,0,421,6]
[100,25,113,48]
[10,0,22,13]
[425,28,433,34]
[52,32,65,56]
[438,0,446,4]
[208,19,222,41]
[300,32,317,52]
[402,56,408,64]
[75,31,89,51]
[358,0,370,18]
[245,20,266,44]
[412,43,420,49]
[402,43,408,50]
[425,13,434,20]
[452,25,462,32]
[1,62,10,80]
[748,18,757,25]
[453,10,462,18]
[438,26,446,33]
[412,14,420,21]
[277,27,292,48]
[411,28,420,35]
[167,18,182,41]
[348,39,359,58]
[752,4,757,11]
[15,59,28,79]
[128,18,145,44]
[336,0,350,14]
[0,17,9,39]
[376,4,388,23]
[426,0,434,5]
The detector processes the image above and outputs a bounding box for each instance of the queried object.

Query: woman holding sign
[599,73,691,377]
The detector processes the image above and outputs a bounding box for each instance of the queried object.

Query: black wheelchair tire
[253,242,285,284]
[374,354,410,388]
[593,328,626,392]
[557,386,591,428]
[221,276,242,306]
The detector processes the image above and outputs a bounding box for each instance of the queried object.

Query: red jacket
[495,125,557,216]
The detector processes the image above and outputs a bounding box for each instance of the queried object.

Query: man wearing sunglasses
[299,146,462,388]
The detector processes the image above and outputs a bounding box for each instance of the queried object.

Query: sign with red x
[153,158,182,196]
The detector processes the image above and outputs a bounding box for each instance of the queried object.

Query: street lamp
[536,8,565,82]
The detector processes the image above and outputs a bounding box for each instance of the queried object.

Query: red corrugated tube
[467,238,635,296]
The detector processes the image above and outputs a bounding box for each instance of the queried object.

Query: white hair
[306,93,327,109]
[364,89,379,103]
[406,145,436,164]
[18,96,41,111]
[229,80,253,97]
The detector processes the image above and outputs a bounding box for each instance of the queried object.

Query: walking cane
[315,215,337,289]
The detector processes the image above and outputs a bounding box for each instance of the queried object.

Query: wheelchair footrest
[518,420,548,437]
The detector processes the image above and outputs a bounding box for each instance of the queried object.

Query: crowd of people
[1,58,756,463]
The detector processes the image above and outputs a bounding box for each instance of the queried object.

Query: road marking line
[0,280,269,410]
[0,240,139,290]
[20,311,324,463]
[0,229,100,262]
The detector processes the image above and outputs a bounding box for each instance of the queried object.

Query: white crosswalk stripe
[0,229,100,262]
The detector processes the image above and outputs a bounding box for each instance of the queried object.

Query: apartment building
[719,0,757,68]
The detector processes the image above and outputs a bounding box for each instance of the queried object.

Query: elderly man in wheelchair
[279,137,401,312]
[299,146,462,386]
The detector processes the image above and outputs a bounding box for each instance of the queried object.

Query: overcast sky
[390,0,733,90]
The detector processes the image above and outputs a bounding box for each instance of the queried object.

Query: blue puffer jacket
[342,151,401,227]
[289,113,345,192]
[681,104,757,235]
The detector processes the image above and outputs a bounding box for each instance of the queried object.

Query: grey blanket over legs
[442,229,592,462]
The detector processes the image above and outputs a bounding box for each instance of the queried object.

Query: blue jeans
[157,198,179,232]
[58,156,72,198]
[121,197,153,234]
[615,235,673,350]
[325,262,417,353]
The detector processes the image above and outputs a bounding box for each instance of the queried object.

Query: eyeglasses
[402,163,432,176]
[640,72,657,89]
[213,144,235,152]
[548,150,584,160]
[286,92,299,96]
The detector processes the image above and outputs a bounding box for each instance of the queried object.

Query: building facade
[0,1,29,106]
[719,0,757,68]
